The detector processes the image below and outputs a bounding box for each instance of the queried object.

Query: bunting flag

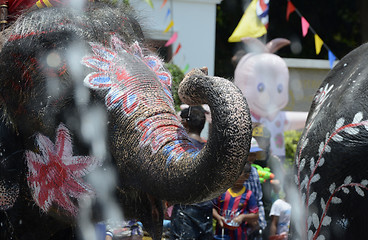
[286,1,295,21]
[301,17,309,37]
[286,0,338,67]
[165,8,171,21]
[183,64,190,73]
[161,0,168,9]
[173,43,182,56]
[256,0,270,29]
[165,32,178,47]
[328,50,336,68]
[228,0,267,42]
[145,0,154,9]
[159,1,187,66]
[314,34,323,55]
[164,20,174,33]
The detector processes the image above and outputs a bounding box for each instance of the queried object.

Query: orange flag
[286,1,296,21]
[174,43,182,56]
[161,0,168,8]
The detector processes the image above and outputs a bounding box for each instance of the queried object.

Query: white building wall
[284,58,338,112]
[130,0,221,76]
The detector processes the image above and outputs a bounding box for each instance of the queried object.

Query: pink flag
[301,17,309,37]
[165,32,178,47]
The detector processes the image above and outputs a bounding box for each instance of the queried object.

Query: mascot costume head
[234,37,307,160]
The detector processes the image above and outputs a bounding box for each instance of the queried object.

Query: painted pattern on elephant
[295,43,368,240]
[0,2,252,240]
[26,123,99,215]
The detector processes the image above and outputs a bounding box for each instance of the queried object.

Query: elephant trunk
[176,68,252,202]
[117,68,252,204]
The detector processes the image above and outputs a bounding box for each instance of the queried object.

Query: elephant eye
[277,84,283,93]
[257,83,265,92]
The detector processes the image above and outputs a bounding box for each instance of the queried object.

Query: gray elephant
[0,2,252,239]
[294,43,368,239]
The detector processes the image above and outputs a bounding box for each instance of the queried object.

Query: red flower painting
[26,124,99,215]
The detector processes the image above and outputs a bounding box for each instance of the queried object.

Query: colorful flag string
[160,0,187,70]
[286,0,337,68]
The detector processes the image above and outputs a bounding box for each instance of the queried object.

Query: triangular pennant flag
[164,20,174,33]
[301,17,309,37]
[165,32,178,47]
[228,0,267,42]
[144,0,154,8]
[256,0,270,29]
[328,50,336,69]
[286,1,296,21]
[183,64,190,73]
[314,34,323,55]
[161,0,168,9]
[174,43,182,56]
[165,8,171,21]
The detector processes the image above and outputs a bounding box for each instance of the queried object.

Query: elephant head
[0,2,252,239]
[294,43,368,239]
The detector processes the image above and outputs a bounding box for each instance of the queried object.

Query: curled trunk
[112,67,252,204]
[0,2,251,231]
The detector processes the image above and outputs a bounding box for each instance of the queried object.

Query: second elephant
[294,43,368,239]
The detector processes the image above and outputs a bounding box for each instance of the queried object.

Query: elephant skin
[0,2,252,239]
[294,43,368,239]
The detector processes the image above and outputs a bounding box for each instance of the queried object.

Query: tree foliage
[165,63,185,111]
[284,130,302,169]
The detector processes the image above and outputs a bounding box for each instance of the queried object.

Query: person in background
[268,176,292,240]
[105,219,144,240]
[252,124,285,239]
[213,162,259,240]
[244,137,267,239]
[169,106,214,240]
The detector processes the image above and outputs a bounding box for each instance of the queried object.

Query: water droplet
[46,51,61,68]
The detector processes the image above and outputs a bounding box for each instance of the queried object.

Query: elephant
[294,43,368,239]
[0,2,252,240]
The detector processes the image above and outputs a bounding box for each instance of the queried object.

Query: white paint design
[296,109,368,239]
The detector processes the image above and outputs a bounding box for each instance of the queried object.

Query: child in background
[244,137,267,239]
[213,163,259,240]
[268,175,292,240]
